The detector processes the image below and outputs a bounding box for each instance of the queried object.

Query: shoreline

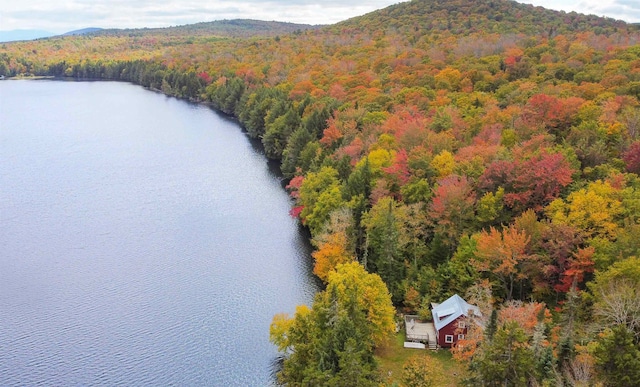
[3,74,55,80]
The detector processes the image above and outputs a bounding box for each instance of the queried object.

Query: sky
[0,0,639,34]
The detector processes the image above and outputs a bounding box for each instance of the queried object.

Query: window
[458,334,465,340]
[445,335,454,344]
[458,321,466,329]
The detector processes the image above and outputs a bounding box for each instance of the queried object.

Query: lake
[0,79,318,385]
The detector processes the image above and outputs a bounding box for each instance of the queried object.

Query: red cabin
[431,294,481,348]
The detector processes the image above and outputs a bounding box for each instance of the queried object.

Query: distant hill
[0,29,53,42]
[334,0,630,36]
[0,27,103,42]
[167,19,322,36]
[62,28,103,36]
[98,19,321,39]
[1,19,318,45]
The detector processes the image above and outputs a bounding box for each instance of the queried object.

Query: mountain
[0,29,53,42]
[0,19,313,45]
[0,27,103,42]
[97,19,320,39]
[62,28,103,36]
[334,0,630,36]
[163,19,321,36]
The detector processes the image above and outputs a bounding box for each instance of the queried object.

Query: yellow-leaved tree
[270,262,395,385]
[546,180,622,240]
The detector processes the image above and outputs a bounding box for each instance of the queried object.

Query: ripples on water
[0,80,318,385]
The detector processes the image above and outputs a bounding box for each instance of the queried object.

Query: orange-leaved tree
[471,225,531,300]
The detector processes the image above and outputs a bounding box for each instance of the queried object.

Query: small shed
[431,294,481,348]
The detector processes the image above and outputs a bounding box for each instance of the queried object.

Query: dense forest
[3,0,640,385]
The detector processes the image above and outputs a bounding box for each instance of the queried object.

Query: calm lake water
[0,79,318,385]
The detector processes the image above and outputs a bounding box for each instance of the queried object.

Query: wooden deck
[404,315,438,350]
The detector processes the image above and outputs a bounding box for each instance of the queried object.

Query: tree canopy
[4,0,640,384]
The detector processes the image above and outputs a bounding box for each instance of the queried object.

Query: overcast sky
[0,0,638,34]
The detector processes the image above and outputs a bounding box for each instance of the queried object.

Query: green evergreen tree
[485,309,498,342]
[473,321,535,386]
[270,262,394,386]
[594,325,640,387]
[281,127,314,177]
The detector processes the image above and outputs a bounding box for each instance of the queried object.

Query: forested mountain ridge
[3,0,640,385]
[96,19,320,38]
[61,28,104,37]
[0,19,317,69]
[336,0,632,36]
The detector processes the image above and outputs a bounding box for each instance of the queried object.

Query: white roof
[431,294,481,332]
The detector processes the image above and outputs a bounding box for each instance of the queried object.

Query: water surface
[0,80,317,385]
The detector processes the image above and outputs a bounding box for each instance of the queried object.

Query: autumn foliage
[311,232,354,282]
[4,0,640,384]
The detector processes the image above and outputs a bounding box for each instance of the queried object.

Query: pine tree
[594,325,640,387]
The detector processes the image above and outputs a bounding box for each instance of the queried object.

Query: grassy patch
[375,331,465,386]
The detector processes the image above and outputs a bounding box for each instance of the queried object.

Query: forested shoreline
[3,0,640,385]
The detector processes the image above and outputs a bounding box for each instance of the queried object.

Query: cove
[0,79,318,385]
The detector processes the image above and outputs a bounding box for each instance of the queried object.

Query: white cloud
[518,0,640,22]
[0,0,400,33]
[0,0,638,34]
[576,0,640,22]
